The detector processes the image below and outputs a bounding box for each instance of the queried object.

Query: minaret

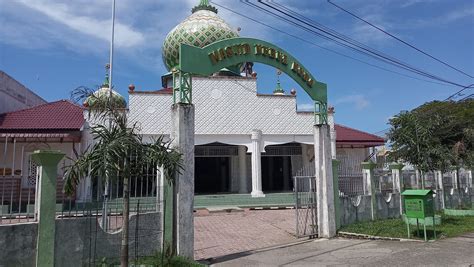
[102,64,110,88]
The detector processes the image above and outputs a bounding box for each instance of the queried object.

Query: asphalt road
[211,232,474,266]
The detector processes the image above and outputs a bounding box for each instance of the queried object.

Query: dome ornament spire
[273,69,285,95]
[192,0,218,13]
[103,63,111,88]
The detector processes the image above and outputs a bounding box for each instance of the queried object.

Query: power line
[326,0,474,79]
[444,83,474,101]
[211,1,452,87]
[247,0,469,88]
[373,86,473,135]
[211,1,472,134]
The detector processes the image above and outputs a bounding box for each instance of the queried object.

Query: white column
[314,124,336,238]
[251,130,265,197]
[238,145,248,193]
[328,107,337,159]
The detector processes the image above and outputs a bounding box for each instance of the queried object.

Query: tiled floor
[194,209,298,260]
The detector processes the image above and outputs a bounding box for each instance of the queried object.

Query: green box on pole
[402,189,434,219]
[401,189,436,241]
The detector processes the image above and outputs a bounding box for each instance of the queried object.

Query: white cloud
[400,0,438,8]
[14,0,144,48]
[444,7,474,23]
[334,94,370,110]
[349,13,394,45]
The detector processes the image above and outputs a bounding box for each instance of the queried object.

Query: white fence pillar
[390,163,404,215]
[436,170,445,210]
[468,170,473,188]
[452,170,458,189]
[362,161,377,220]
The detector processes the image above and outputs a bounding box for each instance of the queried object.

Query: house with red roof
[0,100,91,209]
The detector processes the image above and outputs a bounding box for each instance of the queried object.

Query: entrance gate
[294,164,318,238]
[167,36,333,257]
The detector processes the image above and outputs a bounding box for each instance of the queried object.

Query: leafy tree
[388,99,474,175]
[64,86,182,267]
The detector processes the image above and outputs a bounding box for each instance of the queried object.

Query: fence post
[436,170,445,210]
[389,163,404,215]
[332,159,340,230]
[468,169,473,188]
[30,150,64,267]
[415,169,421,189]
[362,161,377,220]
[451,168,458,189]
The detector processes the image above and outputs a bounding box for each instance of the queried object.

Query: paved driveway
[194,209,297,260]
[213,233,474,266]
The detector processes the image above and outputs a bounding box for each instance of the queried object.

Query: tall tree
[388,99,474,173]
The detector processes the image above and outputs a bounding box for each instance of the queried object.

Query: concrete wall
[0,71,46,114]
[339,190,473,227]
[339,194,401,226]
[0,222,37,267]
[0,212,161,266]
[444,189,474,209]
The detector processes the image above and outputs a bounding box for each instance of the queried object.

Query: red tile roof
[0,100,84,131]
[335,124,385,146]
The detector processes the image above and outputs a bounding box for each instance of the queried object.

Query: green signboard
[178,37,327,104]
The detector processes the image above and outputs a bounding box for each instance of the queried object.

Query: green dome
[84,75,126,109]
[162,1,239,71]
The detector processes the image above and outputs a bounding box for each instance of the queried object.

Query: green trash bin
[402,189,436,241]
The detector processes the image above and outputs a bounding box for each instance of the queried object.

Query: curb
[337,231,423,242]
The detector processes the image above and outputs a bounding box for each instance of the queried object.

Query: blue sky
[0,0,473,134]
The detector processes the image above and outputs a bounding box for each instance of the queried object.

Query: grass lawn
[98,252,205,267]
[339,214,474,240]
[132,252,205,267]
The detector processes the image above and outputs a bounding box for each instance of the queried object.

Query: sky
[0,0,473,134]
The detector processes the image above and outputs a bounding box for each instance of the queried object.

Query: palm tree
[64,86,182,267]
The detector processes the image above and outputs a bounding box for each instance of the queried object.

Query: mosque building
[0,0,384,205]
[127,0,384,196]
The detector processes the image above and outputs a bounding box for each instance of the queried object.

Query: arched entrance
[166,37,335,258]
[175,37,328,120]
